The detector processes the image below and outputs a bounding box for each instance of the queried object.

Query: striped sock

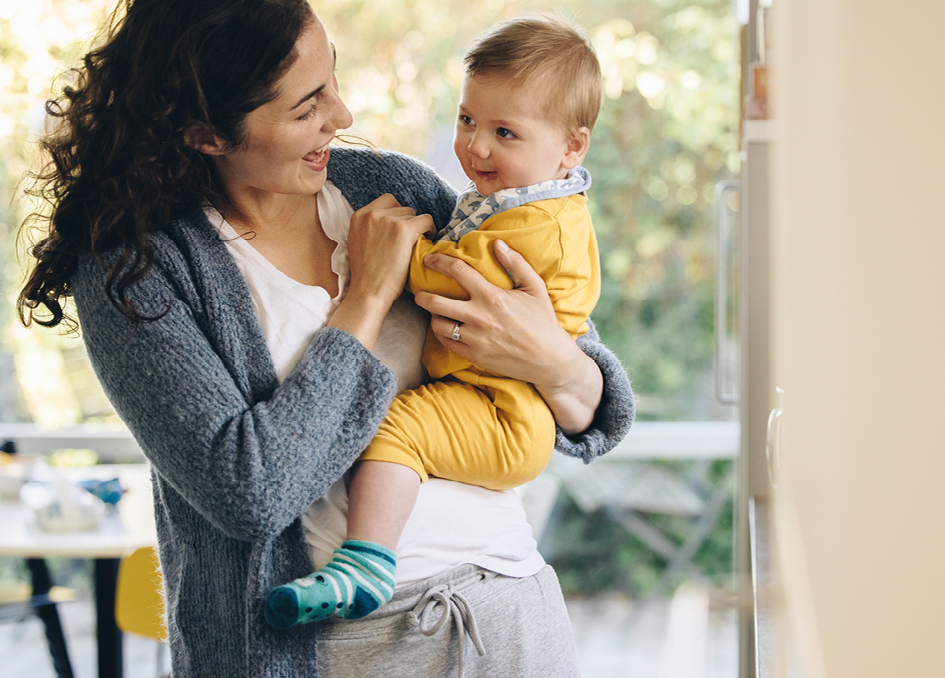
[264,540,396,629]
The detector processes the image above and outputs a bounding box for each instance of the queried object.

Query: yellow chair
[116,546,168,676]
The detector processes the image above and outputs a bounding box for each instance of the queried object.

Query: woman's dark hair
[18,0,316,328]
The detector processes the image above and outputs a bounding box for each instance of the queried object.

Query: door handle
[765,387,784,488]
[714,180,740,404]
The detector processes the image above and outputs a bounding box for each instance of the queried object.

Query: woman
[18,1,634,676]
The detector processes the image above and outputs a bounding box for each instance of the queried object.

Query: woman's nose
[327,84,353,131]
[331,98,354,132]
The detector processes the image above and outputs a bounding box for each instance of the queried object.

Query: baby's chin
[470,173,504,196]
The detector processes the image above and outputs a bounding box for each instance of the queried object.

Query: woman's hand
[329,194,433,349]
[413,240,603,434]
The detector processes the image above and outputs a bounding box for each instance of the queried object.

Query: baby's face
[453,74,579,196]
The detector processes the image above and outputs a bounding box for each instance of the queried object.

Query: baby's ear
[562,127,591,169]
[186,123,229,156]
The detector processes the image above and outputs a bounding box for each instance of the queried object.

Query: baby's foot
[265,540,396,629]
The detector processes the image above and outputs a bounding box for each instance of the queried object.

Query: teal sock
[265,540,396,629]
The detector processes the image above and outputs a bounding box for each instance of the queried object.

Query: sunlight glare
[634,32,660,66]
[635,71,666,99]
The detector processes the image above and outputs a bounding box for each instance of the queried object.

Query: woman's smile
[303,143,332,172]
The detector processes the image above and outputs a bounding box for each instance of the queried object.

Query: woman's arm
[72,242,399,543]
[413,240,634,458]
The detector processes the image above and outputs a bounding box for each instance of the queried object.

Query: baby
[267,13,603,627]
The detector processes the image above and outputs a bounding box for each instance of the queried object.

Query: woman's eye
[496,127,515,139]
[296,107,316,121]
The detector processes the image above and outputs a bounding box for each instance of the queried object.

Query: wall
[771,1,945,676]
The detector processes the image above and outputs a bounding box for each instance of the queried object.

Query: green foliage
[542,492,672,597]
[583,2,740,420]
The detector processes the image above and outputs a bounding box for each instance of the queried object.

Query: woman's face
[210,18,353,200]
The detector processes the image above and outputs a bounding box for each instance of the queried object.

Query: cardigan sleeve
[72,253,398,543]
[556,318,635,462]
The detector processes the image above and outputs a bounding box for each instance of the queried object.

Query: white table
[0,464,156,678]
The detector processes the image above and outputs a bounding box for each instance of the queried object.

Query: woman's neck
[220,190,314,237]
[220,191,339,294]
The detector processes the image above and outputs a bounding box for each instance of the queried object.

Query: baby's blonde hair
[463,13,603,137]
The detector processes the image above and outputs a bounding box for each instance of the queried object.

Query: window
[1,1,741,674]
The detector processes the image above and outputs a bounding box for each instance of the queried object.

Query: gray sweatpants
[314,564,581,678]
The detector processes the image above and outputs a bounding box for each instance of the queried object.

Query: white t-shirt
[205,183,545,586]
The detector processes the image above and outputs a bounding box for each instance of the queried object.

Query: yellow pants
[360,372,556,491]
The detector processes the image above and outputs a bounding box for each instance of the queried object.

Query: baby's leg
[347,460,421,548]
[365,377,557,490]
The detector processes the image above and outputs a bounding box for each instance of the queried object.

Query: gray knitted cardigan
[71,147,634,678]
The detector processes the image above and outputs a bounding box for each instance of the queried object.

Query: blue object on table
[80,478,125,505]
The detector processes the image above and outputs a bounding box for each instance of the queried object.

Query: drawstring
[406,574,487,678]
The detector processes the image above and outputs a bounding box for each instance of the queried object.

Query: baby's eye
[496,127,516,139]
[459,115,474,126]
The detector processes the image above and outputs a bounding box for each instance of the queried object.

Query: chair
[115,546,167,677]
[0,559,80,678]
[550,455,735,602]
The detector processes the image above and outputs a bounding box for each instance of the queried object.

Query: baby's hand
[346,194,433,305]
